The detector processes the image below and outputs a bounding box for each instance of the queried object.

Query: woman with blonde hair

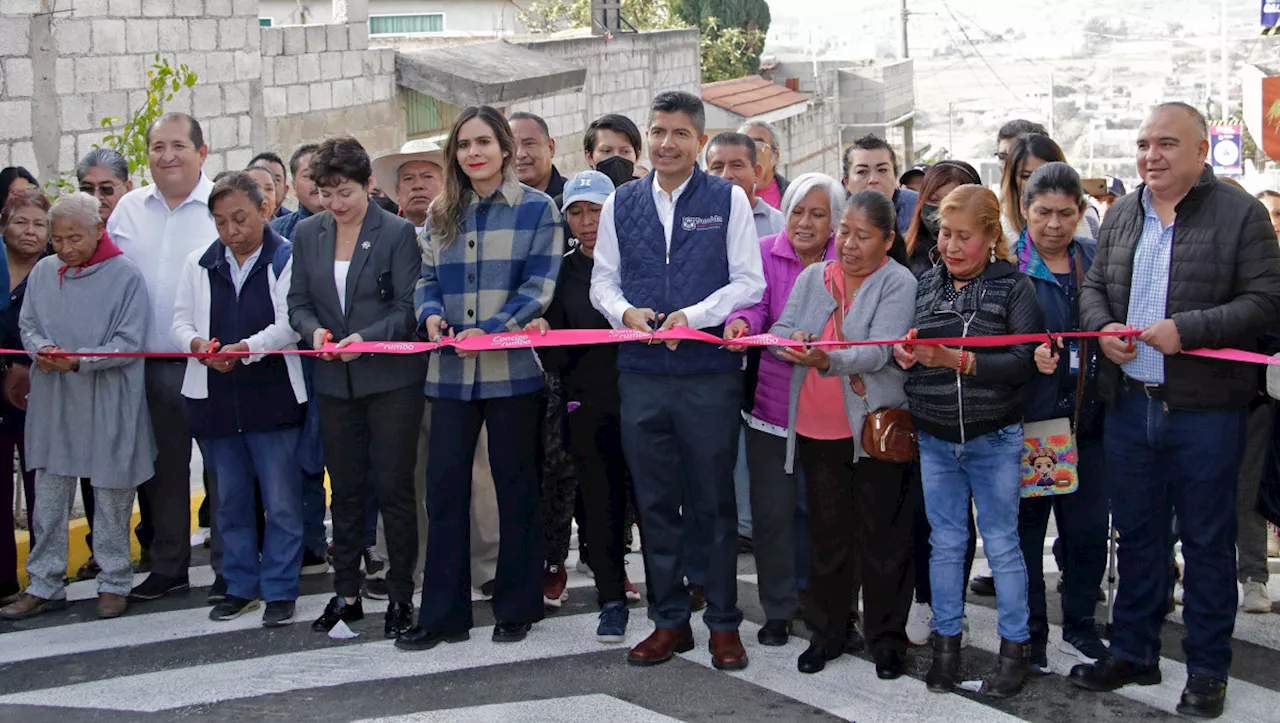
[894,184,1042,698]
[401,105,564,651]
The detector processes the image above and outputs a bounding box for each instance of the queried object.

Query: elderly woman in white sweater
[171,171,307,628]
[0,192,153,622]
[770,189,918,678]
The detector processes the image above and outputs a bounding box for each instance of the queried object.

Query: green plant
[519,0,680,33]
[699,16,766,83]
[98,54,198,185]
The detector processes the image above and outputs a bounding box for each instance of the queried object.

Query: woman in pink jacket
[724,173,846,646]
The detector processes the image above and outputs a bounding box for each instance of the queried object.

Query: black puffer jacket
[1079,165,1280,411]
[905,260,1043,444]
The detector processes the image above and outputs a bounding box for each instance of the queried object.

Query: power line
[938,0,1036,110]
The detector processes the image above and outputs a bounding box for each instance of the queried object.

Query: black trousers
[418,393,545,632]
[318,386,424,604]
[141,359,194,579]
[798,435,914,656]
[570,404,632,606]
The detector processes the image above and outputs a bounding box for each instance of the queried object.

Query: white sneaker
[575,559,594,578]
[906,602,933,646]
[960,616,970,649]
[1241,581,1273,614]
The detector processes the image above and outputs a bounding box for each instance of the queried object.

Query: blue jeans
[204,427,304,602]
[300,471,327,557]
[1105,385,1244,680]
[919,423,1029,642]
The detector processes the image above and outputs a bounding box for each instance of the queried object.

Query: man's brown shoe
[628,626,694,666]
[688,584,707,612]
[0,592,67,620]
[97,592,128,619]
[710,630,749,670]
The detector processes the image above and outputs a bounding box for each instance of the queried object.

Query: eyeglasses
[79,182,123,197]
[752,139,774,153]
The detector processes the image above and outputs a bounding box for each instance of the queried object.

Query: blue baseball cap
[561,170,615,213]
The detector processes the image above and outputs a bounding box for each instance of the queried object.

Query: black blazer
[287,204,427,399]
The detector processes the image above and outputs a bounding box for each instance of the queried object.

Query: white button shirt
[108,174,218,353]
[590,172,765,331]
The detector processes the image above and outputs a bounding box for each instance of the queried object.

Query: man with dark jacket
[1073,102,1280,719]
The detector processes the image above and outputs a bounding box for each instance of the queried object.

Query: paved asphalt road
[1,542,1277,722]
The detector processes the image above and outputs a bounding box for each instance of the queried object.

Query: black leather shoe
[845,614,865,654]
[395,626,471,651]
[757,619,790,646]
[1029,638,1052,676]
[874,649,905,680]
[1177,674,1227,719]
[1068,655,1162,692]
[985,638,1030,699]
[129,573,190,601]
[797,642,841,674]
[384,601,414,639]
[926,633,963,693]
[492,622,532,642]
[969,575,996,596]
[311,595,364,633]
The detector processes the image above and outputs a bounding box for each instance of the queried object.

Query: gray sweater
[770,259,917,472]
[20,254,155,488]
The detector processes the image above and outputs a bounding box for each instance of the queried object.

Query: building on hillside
[0,0,699,192]
[701,74,841,180]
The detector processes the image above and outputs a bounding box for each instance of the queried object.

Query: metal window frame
[368,12,447,37]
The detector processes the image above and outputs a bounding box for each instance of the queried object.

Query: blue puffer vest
[187,229,304,439]
[615,166,741,375]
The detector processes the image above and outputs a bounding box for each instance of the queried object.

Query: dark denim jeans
[204,427,304,602]
[1018,436,1109,639]
[1105,384,1245,680]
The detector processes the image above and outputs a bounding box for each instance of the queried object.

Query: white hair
[780,173,846,225]
[48,192,102,231]
[739,120,782,155]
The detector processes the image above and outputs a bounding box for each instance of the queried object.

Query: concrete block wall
[777,99,841,181]
[0,0,264,182]
[260,20,403,160]
[515,29,701,175]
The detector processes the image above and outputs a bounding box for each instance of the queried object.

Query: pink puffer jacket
[729,230,836,428]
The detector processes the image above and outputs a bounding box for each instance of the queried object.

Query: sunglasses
[79,183,122,197]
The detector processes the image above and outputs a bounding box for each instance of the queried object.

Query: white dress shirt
[590,172,766,331]
[108,174,218,353]
[225,245,263,296]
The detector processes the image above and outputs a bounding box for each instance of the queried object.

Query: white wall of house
[258,0,528,36]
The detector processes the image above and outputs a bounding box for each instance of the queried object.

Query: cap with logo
[899,163,931,185]
[561,170,616,213]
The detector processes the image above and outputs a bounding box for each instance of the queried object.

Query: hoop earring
[989,245,997,263]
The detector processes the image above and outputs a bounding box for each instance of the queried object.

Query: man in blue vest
[590,91,765,669]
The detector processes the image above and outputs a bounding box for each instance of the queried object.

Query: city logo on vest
[681,214,725,232]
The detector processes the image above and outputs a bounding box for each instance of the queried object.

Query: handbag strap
[827,266,868,398]
[1071,247,1087,432]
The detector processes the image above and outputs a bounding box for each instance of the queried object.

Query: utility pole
[1049,70,1056,139]
[1220,0,1230,120]
[900,0,909,59]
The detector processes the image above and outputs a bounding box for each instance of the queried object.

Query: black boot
[925,633,962,693]
[384,601,414,639]
[1176,674,1227,719]
[985,638,1030,699]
